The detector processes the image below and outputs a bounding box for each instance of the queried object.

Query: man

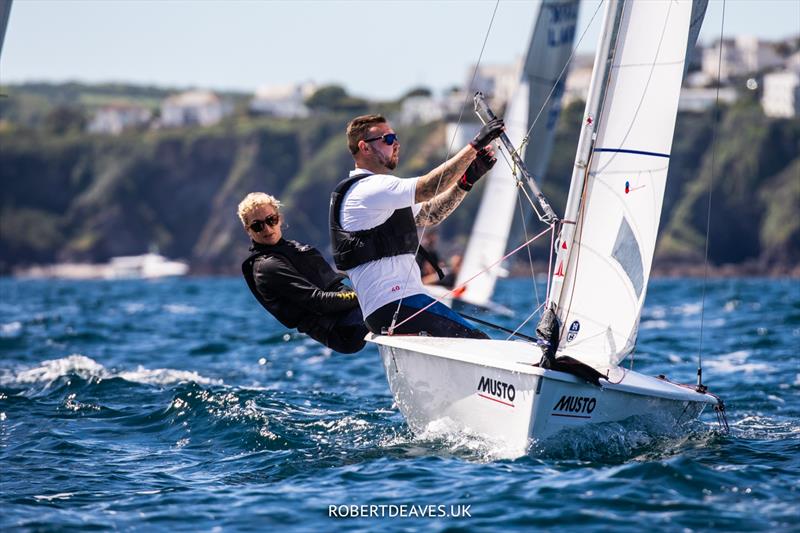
[239,192,368,353]
[329,114,503,338]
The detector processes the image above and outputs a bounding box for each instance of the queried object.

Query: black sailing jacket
[242,239,360,348]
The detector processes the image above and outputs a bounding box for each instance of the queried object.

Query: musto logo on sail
[551,395,597,419]
[476,376,516,407]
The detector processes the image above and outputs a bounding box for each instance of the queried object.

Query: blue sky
[2,0,798,99]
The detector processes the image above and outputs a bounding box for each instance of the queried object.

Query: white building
[468,59,523,109]
[250,82,315,118]
[678,87,738,112]
[160,90,231,128]
[398,95,445,125]
[87,104,152,135]
[703,36,783,81]
[562,54,594,105]
[762,69,800,118]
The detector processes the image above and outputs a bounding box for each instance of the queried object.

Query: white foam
[640,319,669,330]
[667,354,683,363]
[6,354,222,387]
[118,367,222,386]
[123,303,146,314]
[34,493,75,501]
[14,354,105,384]
[705,350,770,374]
[723,300,741,312]
[163,304,198,315]
[678,302,702,316]
[0,321,22,337]
[412,417,526,461]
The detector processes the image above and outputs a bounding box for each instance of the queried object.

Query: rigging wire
[697,0,726,391]
[391,226,552,332]
[389,0,501,334]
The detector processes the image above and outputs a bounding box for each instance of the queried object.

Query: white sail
[551,0,693,369]
[455,0,579,307]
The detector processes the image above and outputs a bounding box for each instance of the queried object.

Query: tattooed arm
[415,184,468,227]
[414,144,476,203]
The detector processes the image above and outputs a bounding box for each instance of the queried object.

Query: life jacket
[241,239,344,346]
[329,172,424,272]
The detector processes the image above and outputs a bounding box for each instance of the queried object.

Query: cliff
[1,83,797,275]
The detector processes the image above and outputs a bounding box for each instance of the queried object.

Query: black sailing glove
[458,147,497,191]
[470,117,505,149]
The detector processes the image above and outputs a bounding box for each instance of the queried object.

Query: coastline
[512,260,800,279]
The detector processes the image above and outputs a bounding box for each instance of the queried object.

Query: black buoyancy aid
[329,172,419,271]
[242,239,344,343]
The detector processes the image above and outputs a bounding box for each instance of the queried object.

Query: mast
[0,0,12,61]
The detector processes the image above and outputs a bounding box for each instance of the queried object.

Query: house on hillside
[562,53,594,105]
[468,59,523,109]
[398,95,445,125]
[160,90,231,127]
[703,36,783,81]
[87,103,152,135]
[249,82,315,118]
[678,87,738,112]
[762,69,800,118]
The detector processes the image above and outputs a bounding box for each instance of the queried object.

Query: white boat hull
[370,334,718,457]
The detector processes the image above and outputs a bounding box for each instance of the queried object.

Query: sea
[1,277,798,532]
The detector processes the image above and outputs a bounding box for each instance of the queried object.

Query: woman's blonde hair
[237,192,282,227]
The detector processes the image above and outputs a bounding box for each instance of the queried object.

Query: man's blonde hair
[237,192,282,227]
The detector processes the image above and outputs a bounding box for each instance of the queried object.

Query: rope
[506,300,546,341]
[460,312,539,343]
[389,0,501,332]
[698,0,726,389]
[389,224,553,334]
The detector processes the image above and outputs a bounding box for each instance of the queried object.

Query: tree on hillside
[401,87,433,100]
[44,106,86,135]
[305,84,368,113]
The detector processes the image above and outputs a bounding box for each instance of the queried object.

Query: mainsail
[454,0,579,307]
[548,0,698,369]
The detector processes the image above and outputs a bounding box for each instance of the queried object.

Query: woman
[238,192,367,353]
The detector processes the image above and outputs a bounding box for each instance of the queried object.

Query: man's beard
[382,150,398,170]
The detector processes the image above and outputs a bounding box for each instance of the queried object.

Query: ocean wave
[704,350,770,375]
[162,304,199,315]
[0,321,22,338]
[3,354,222,387]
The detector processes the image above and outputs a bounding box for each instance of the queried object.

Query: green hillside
[1,83,797,275]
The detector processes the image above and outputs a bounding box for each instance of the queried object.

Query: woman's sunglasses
[248,214,280,233]
[363,133,398,146]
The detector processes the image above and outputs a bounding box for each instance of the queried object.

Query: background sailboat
[428,0,580,313]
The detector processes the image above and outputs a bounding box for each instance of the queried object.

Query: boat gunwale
[368,334,718,405]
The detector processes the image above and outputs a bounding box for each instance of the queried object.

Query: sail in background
[455,0,579,307]
[552,0,695,369]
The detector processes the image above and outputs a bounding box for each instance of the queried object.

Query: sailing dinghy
[369,0,723,458]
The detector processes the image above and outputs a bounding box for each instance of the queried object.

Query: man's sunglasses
[248,214,280,232]
[363,133,398,146]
